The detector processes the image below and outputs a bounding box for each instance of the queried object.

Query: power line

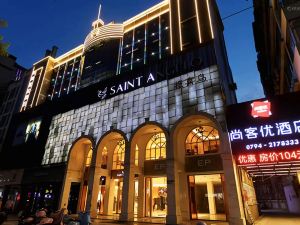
[222,6,254,21]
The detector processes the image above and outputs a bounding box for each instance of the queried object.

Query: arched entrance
[60,136,94,214]
[129,123,169,220]
[171,114,228,221]
[90,131,127,218]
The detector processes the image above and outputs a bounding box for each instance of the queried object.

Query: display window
[145,177,167,217]
[188,174,226,221]
[113,179,123,214]
[112,140,125,170]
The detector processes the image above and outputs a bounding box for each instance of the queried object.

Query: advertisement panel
[226,92,300,165]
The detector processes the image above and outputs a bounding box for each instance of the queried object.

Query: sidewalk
[2,214,229,225]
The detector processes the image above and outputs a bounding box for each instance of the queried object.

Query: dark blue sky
[1,0,264,102]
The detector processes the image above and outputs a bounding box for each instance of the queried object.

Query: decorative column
[119,142,135,221]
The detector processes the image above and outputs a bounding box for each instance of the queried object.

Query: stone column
[220,132,246,225]
[120,141,135,221]
[59,173,71,210]
[166,158,182,224]
[119,165,135,221]
[298,171,300,185]
[207,181,216,215]
[137,174,145,218]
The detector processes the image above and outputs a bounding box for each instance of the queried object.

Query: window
[101,146,108,169]
[112,140,125,170]
[135,144,139,166]
[185,126,220,155]
[85,148,93,167]
[145,133,166,160]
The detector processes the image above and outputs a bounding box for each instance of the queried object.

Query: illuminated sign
[251,101,271,118]
[25,119,42,142]
[226,92,300,165]
[97,73,156,100]
[237,150,300,165]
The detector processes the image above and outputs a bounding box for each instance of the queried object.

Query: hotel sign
[226,92,300,165]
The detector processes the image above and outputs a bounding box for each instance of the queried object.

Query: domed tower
[81,4,123,87]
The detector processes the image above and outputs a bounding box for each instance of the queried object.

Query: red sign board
[251,101,271,118]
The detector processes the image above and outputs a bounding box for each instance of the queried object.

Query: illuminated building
[253,0,300,96]
[0,1,247,224]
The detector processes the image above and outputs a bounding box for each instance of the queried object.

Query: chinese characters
[229,120,300,141]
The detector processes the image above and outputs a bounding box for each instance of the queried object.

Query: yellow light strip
[177,0,183,51]
[31,67,44,108]
[33,56,52,66]
[54,45,83,62]
[169,0,173,54]
[36,58,53,104]
[54,52,82,69]
[206,0,214,39]
[194,0,202,43]
[21,69,36,111]
[123,0,169,26]
[123,9,169,33]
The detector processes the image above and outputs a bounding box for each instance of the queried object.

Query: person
[0,197,3,210]
[4,198,13,214]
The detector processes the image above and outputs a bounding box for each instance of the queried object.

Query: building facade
[1,1,246,224]
[253,0,300,96]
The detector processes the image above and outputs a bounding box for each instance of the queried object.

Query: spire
[97,3,102,20]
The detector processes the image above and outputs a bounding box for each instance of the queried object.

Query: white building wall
[42,65,225,165]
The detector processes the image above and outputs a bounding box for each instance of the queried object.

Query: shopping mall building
[0,0,247,224]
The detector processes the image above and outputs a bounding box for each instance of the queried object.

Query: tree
[0,19,9,56]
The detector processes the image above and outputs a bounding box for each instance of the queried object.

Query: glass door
[145,177,167,217]
[97,176,106,214]
[188,174,226,221]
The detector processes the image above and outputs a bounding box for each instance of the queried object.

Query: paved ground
[1,215,228,225]
[254,214,300,225]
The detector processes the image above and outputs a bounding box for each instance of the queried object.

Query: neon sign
[237,150,300,165]
[226,92,300,163]
[251,101,272,118]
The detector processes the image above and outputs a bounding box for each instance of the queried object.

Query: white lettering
[110,86,116,95]
[116,84,123,93]
[127,80,135,89]
[136,76,143,86]
[147,73,155,83]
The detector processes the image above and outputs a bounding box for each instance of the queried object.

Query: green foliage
[0,19,9,56]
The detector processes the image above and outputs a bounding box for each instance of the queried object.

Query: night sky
[1,0,264,102]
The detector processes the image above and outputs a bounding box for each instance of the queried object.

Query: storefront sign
[226,92,300,165]
[174,73,207,90]
[97,73,156,100]
[185,154,223,172]
[144,159,167,175]
[111,170,124,179]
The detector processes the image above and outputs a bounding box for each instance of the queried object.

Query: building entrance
[145,177,167,218]
[97,176,106,214]
[188,174,226,221]
[239,166,300,224]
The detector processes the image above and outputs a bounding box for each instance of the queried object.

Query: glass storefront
[145,177,167,217]
[188,174,226,221]
[113,179,123,214]
[97,176,106,214]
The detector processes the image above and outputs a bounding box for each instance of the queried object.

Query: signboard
[144,159,167,175]
[111,170,124,179]
[185,154,223,172]
[226,92,300,165]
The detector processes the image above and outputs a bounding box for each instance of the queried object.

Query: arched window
[112,140,125,170]
[145,133,166,160]
[185,126,219,155]
[85,148,93,167]
[101,147,108,169]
